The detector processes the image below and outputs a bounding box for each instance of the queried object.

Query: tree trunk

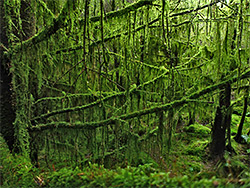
[234,91,248,143]
[0,0,17,153]
[210,83,231,157]
[19,0,37,163]
[1,0,36,158]
[188,111,195,126]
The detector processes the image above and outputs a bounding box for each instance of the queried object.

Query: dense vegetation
[0,0,249,187]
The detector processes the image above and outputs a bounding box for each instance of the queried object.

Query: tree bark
[210,83,231,157]
[0,0,17,153]
[20,0,36,40]
[19,0,37,163]
[1,0,36,157]
[234,91,248,143]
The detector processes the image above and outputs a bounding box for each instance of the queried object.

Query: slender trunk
[210,83,231,157]
[234,92,248,143]
[188,111,195,126]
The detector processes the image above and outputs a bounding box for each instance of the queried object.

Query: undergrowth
[1,114,250,187]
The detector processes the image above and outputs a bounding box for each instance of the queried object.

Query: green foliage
[215,152,250,182]
[5,160,239,188]
[43,164,250,187]
[47,167,83,187]
[0,136,37,187]
[185,140,208,156]
[1,130,250,188]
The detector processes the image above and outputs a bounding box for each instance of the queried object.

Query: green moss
[0,135,36,187]
[185,140,209,157]
[231,114,241,127]
[186,161,203,173]
[231,114,250,135]
[184,123,211,138]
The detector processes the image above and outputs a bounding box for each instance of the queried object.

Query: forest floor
[0,113,250,187]
[171,117,250,180]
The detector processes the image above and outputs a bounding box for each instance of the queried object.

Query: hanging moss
[2,0,250,168]
[90,0,154,23]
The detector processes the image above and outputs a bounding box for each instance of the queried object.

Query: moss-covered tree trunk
[0,0,18,153]
[17,0,36,159]
[210,83,231,157]
[1,0,36,157]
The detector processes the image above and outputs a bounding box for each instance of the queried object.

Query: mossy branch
[29,69,250,132]
[90,0,155,23]
[89,0,218,23]
[31,92,124,122]
[49,1,220,55]
[53,17,160,54]
[31,69,249,123]
[7,0,73,54]
[6,0,219,56]
[31,69,169,122]
[33,92,114,105]
[170,0,219,17]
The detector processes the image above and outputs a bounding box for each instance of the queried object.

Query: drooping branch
[8,0,220,57]
[49,0,220,55]
[52,17,160,54]
[89,0,218,23]
[90,0,155,23]
[31,69,250,123]
[6,0,74,54]
[31,91,124,122]
[189,69,250,99]
[29,69,250,131]
[31,69,169,122]
[170,0,219,17]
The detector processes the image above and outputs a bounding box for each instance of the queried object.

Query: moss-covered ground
[0,113,249,187]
